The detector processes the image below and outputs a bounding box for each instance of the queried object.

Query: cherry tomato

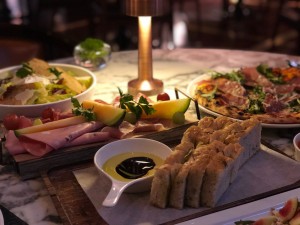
[157,92,170,101]
[3,114,20,130]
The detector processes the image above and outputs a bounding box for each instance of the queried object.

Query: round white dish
[0,208,3,225]
[187,73,300,128]
[293,133,300,161]
[94,138,172,207]
[0,63,96,120]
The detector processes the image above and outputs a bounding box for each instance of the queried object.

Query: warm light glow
[139,16,151,31]
[138,16,152,82]
[140,80,152,91]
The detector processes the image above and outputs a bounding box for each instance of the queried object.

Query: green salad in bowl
[0,58,96,120]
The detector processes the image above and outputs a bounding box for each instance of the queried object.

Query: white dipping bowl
[294,133,300,161]
[94,138,172,207]
[0,63,96,120]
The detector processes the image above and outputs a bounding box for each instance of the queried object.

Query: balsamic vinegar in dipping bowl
[94,138,172,207]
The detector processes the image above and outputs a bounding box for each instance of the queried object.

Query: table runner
[73,146,300,225]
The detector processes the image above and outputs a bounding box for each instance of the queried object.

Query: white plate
[178,187,300,225]
[187,73,300,128]
[0,208,3,225]
[0,63,96,120]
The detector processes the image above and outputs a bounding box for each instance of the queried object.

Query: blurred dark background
[0,0,299,68]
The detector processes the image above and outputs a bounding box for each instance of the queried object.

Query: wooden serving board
[1,121,198,179]
[43,160,300,225]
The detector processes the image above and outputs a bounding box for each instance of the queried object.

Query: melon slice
[82,100,125,126]
[141,98,191,119]
[15,116,86,136]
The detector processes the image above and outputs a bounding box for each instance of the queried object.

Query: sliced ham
[5,117,169,157]
[16,121,104,157]
[133,121,165,133]
[101,121,135,139]
[65,131,111,147]
[101,120,166,139]
[4,130,26,155]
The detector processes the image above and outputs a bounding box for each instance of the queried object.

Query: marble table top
[0,48,299,224]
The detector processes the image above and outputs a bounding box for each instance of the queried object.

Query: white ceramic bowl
[293,133,300,161]
[0,63,96,120]
[94,138,172,207]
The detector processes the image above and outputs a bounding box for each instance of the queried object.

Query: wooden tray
[43,160,300,225]
[40,124,299,224]
[1,121,197,179]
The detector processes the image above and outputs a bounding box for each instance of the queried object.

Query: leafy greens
[118,87,155,120]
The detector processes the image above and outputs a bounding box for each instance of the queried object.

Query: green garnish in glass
[79,38,107,60]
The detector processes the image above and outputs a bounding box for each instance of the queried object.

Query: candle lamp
[124,0,169,96]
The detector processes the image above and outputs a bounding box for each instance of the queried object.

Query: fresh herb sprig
[118,87,155,120]
[16,62,34,78]
[256,64,285,84]
[71,97,96,121]
[247,86,266,114]
[212,71,245,84]
[289,98,300,112]
[48,67,62,78]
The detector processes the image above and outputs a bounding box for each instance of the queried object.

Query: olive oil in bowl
[94,138,172,207]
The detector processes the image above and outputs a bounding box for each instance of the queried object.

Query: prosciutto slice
[101,120,167,139]
[241,67,274,88]
[212,78,249,109]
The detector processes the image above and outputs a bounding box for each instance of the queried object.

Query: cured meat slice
[213,78,246,96]
[212,78,249,110]
[263,93,285,113]
[241,67,274,88]
[4,130,26,155]
[275,84,295,94]
[133,121,165,133]
[101,120,166,139]
[17,121,104,157]
[65,132,111,147]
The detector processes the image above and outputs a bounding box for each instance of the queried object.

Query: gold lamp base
[128,78,163,96]
[124,0,169,97]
